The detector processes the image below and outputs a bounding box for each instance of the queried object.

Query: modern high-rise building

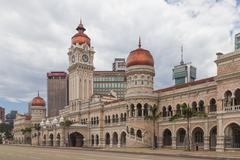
[93,71,126,98]
[5,110,17,125]
[173,63,196,85]
[235,33,240,50]
[47,72,68,117]
[0,106,5,123]
[112,58,126,71]
[172,46,196,85]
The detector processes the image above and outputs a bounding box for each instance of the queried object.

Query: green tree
[0,135,2,144]
[34,123,41,145]
[21,127,32,135]
[60,119,73,128]
[0,123,13,140]
[170,103,207,151]
[145,105,161,149]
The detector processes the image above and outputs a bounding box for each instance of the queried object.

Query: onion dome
[45,119,51,126]
[71,19,91,46]
[59,116,64,123]
[31,92,46,106]
[52,118,58,125]
[40,119,45,127]
[126,37,154,67]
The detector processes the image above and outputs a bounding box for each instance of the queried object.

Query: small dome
[60,116,64,123]
[40,119,45,127]
[31,92,46,106]
[126,38,154,67]
[46,119,51,126]
[71,20,91,46]
[52,118,58,125]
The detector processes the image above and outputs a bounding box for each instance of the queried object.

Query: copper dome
[71,20,91,46]
[126,38,154,67]
[31,93,45,106]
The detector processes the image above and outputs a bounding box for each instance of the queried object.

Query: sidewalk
[7,144,240,160]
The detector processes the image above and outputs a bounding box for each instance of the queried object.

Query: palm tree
[60,119,73,147]
[21,127,32,144]
[34,123,41,146]
[181,103,192,151]
[170,103,207,151]
[145,105,161,149]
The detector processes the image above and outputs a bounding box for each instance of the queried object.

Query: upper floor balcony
[223,89,240,113]
[224,105,240,112]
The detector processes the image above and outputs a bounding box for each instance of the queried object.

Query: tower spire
[80,18,82,25]
[76,18,86,33]
[180,45,184,65]
[138,36,141,48]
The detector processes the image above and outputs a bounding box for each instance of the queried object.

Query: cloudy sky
[0,0,240,114]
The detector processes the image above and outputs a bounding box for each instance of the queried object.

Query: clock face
[72,55,75,63]
[82,54,89,62]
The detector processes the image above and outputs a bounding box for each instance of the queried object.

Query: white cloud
[0,0,240,108]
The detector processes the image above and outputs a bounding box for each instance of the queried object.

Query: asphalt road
[0,145,212,160]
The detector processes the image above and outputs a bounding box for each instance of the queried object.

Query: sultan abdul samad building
[13,21,240,152]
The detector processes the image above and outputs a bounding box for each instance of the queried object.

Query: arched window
[168,105,172,117]
[192,101,197,112]
[234,89,240,105]
[198,100,205,112]
[176,104,181,115]
[96,135,99,146]
[116,114,119,123]
[136,130,142,139]
[112,132,118,145]
[143,103,148,117]
[224,90,232,107]
[91,117,93,125]
[130,104,135,117]
[96,117,99,124]
[137,103,142,117]
[130,128,135,136]
[162,106,167,117]
[120,113,123,122]
[91,134,94,146]
[176,128,186,146]
[124,113,127,121]
[105,116,107,124]
[108,115,111,123]
[209,98,217,112]
[192,127,204,145]
[163,129,172,146]
[112,115,115,123]
[105,133,110,145]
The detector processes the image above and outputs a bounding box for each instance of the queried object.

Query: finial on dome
[80,18,82,25]
[76,18,86,33]
[180,45,184,65]
[37,90,39,97]
[138,36,141,48]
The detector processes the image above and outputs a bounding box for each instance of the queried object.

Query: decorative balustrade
[224,105,240,112]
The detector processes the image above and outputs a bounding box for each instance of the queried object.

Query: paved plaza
[0,145,207,160]
[0,145,240,160]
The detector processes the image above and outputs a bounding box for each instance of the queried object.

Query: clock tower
[68,20,95,103]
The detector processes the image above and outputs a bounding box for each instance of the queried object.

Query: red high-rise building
[47,72,68,117]
[0,106,5,123]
